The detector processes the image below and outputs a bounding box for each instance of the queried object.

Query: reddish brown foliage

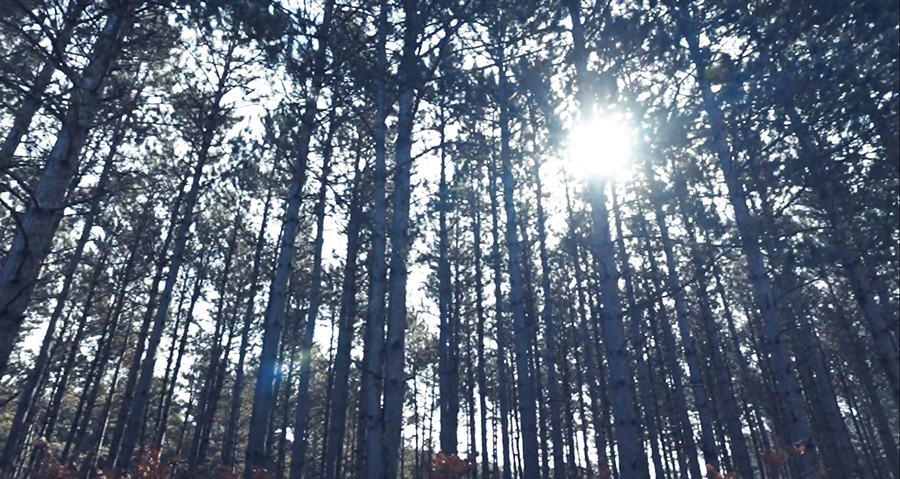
[706,463,742,479]
[759,441,807,469]
[598,456,612,479]
[429,452,470,479]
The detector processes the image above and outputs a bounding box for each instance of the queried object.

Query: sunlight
[566,113,633,180]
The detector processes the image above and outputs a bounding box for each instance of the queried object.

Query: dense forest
[0,0,897,478]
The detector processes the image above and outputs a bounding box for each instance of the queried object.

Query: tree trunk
[223,190,272,469]
[675,187,754,479]
[496,39,540,479]
[823,272,900,479]
[489,157,513,479]
[275,343,297,479]
[438,107,458,456]
[289,111,335,479]
[321,152,363,479]
[791,106,900,406]
[534,162,566,479]
[471,187,490,479]
[0,0,134,376]
[668,3,816,473]
[245,0,331,474]
[562,189,608,471]
[564,0,648,472]
[41,247,108,445]
[610,187,666,478]
[114,45,233,464]
[191,214,241,468]
[0,0,87,172]
[360,0,390,476]
[644,165,719,475]
[635,208,703,479]
[155,270,203,448]
[152,271,192,442]
[107,173,190,465]
[60,217,143,463]
[381,1,421,477]
[0,140,117,469]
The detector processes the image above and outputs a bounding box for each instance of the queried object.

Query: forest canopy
[0,0,897,478]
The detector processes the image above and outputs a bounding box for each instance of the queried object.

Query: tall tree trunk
[318,302,338,479]
[275,343,297,479]
[789,106,900,406]
[559,344,577,478]
[152,272,192,442]
[360,0,390,476]
[610,187,665,478]
[644,164,719,475]
[667,3,816,473]
[381,1,421,477]
[114,42,234,464]
[517,218,547,479]
[674,180,754,479]
[0,140,117,469]
[60,217,144,463]
[562,188,608,470]
[223,190,272,469]
[191,213,241,468]
[820,262,900,479]
[569,324,593,477]
[71,208,149,468]
[437,108,458,456]
[0,0,87,172]
[489,158,513,479]
[534,162,566,479]
[245,1,332,475]
[40,247,108,446]
[155,270,203,448]
[471,187,490,479]
[635,209,703,479]
[108,173,190,464]
[321,153,363,479]
[564,0,648,473]
[0,0,134,376]
[496,37,540,479]
[289,112,335,479]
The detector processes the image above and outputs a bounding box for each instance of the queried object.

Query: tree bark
[667,3,816,473]
[155,270,203,448]
[0,138,117,470]
[635,208,703,479]
[496,38,540,479]
[190,214,241,468]
[0,0,134,378]
[107,172,190,464]
[644,165,719,475]
[489,158,513,479]
[289,111,336,479]
[437,107,458,456]
[223,190,272,469]
[321,153,363,479]
[610,187,666,478]
[472,187,491,479]
[60,217,143,463]
[114,43,234,464]
[564,0,648,472]
[361,1,390,476]
[674,179,754,479]
[380,1,421,477]
[534,162,566,479]
[0,0,87,172]
[40,246,108,446]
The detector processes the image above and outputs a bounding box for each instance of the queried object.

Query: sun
[566,113,633,180]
